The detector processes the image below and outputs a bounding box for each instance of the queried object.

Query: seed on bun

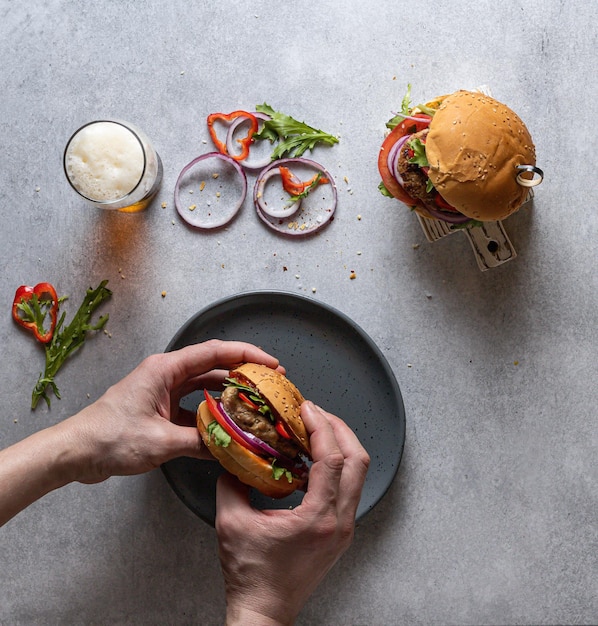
[196,363,311,498]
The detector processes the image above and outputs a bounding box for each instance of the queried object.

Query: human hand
[57,339,280,485]
[215,401,370,626]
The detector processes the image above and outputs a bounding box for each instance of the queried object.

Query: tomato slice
[378,115,431,207]
[204,389,248,448]
[433,191,458,212]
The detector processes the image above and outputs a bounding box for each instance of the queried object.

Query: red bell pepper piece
[238,391,260,411]
[204,389,248,448]
[207,111,258,161]
[12,282,59,344]
[278,166,329,197]
[275,420,293,440]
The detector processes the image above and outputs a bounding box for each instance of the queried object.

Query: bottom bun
[196,401,306,499]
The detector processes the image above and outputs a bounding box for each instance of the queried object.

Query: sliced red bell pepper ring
[207,111,258,162]
[12,282,59,344]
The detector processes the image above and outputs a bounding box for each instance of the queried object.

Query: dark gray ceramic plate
[161,291,405,526]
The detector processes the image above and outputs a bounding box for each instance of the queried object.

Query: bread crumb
[161,291,167,298]
[161,201,167,209]
[350,271,357,280]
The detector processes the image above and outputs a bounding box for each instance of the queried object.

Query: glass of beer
[63,119,163,212]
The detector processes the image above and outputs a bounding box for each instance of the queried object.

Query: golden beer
[64,120,162,212]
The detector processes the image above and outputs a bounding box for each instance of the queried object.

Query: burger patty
[396,129,436,204]
[221,386,301,459]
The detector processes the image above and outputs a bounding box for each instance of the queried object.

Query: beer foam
[65,121,145,202]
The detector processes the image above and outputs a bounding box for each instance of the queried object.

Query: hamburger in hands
[378,86,543,225]
[197,363,311,498]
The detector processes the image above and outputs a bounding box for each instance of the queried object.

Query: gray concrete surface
[1,1,596,624]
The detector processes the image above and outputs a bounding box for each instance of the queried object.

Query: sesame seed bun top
[426,90,537,221]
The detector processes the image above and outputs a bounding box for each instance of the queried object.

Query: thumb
[164,423,205,460]
[216,473,253,525]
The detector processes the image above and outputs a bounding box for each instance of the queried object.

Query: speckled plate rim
[161,290,406,526]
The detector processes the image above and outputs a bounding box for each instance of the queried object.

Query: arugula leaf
[450,219,483,231]
[407,137,429,168]
[271,459,293,483]
[288,172,326,204]
[386,83,412,129]
[407,138,435,192]
[253,103,339,160]
[224,377,273,420]
[416,103,437,116]
[31,281,112,409]
[378,181,394,198]
[207,421,231,447]
[386,84,441,130]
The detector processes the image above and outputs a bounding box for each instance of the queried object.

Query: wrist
[42,419,89,486]
[51,404,108,484]
[0,420,83,526]
[225,604,294,626]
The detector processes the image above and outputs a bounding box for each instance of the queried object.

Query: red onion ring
[391,113,433,125]
[174,152,247,229]
[226,111,274,171]
[216,400,308,477]
[387,133,411,187]
[421,202,473,224]
[216,401,285,460]
[254,158,337,237]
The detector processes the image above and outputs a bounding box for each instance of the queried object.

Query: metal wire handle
[516,164,544,187]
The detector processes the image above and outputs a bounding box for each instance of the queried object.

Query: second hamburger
[378,87,543,224]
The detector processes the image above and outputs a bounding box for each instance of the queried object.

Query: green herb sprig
[253,103,339,160]
[32,280,112,409]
